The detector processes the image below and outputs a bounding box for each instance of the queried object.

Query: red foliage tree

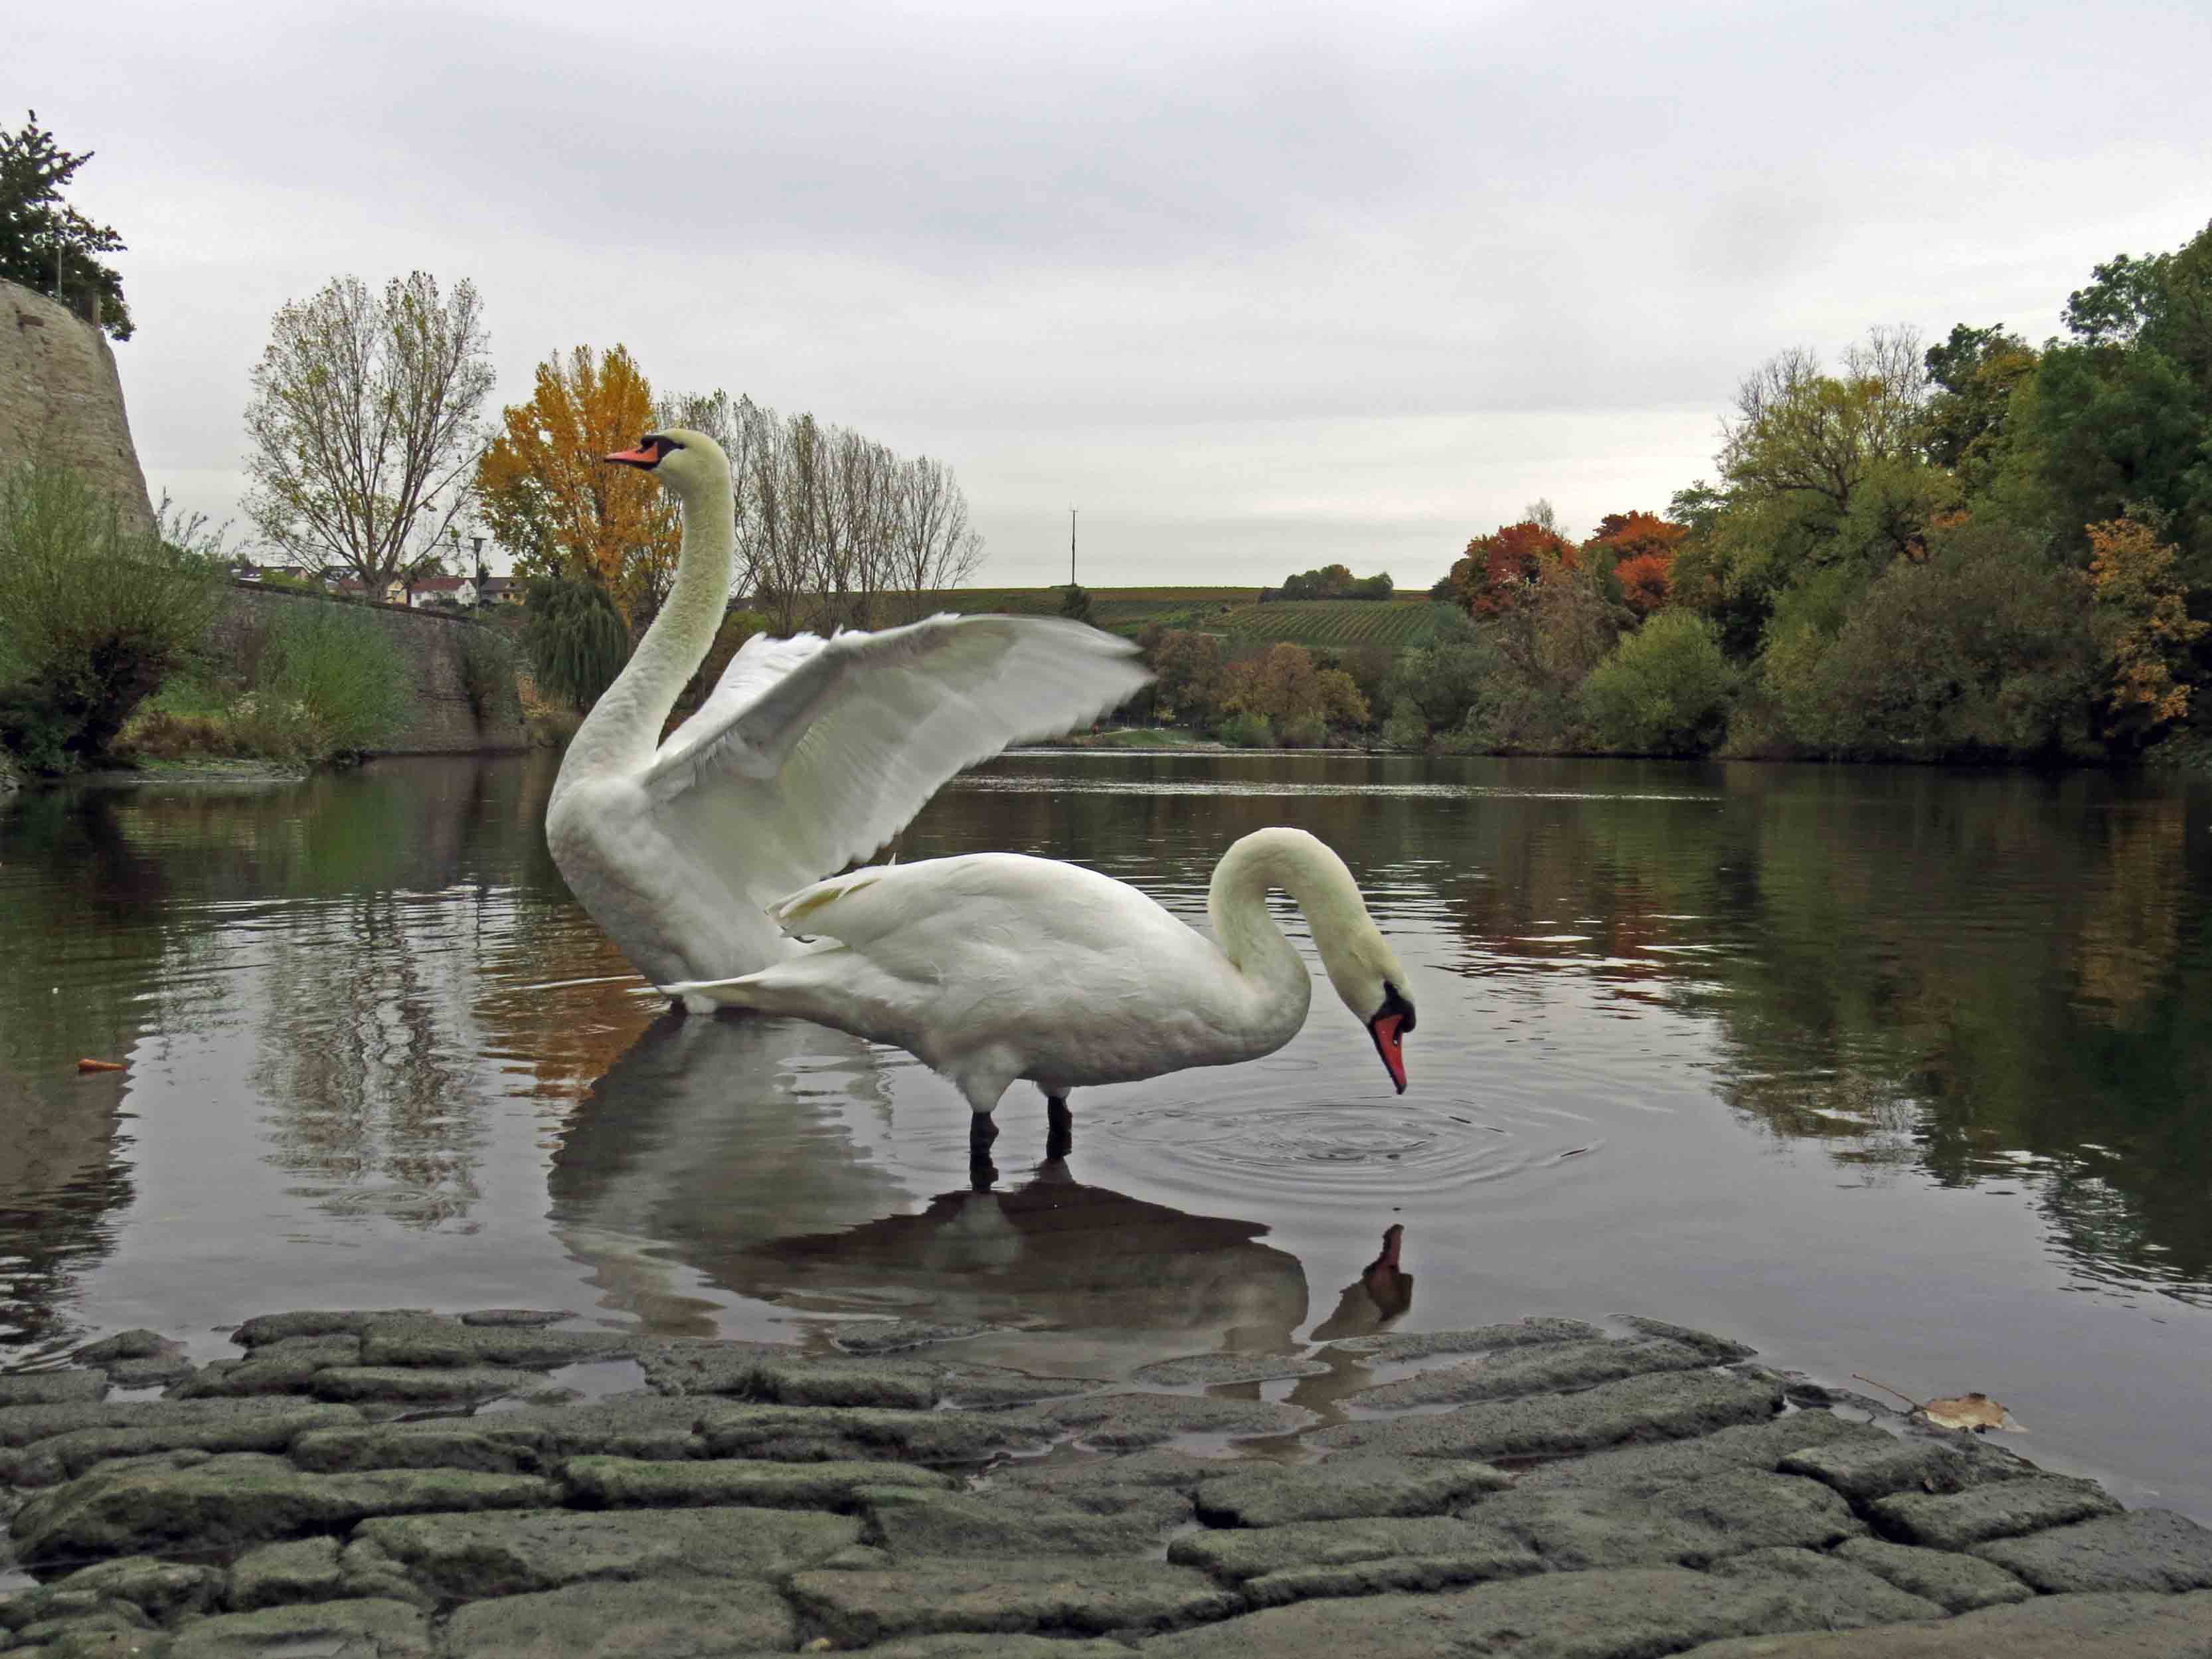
[1584,510,1687,619]
[1449,521,1578,616]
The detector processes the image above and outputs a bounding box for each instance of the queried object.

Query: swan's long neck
[1207,828,1371,1017]
[558,466,734,787]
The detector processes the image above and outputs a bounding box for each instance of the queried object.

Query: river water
[2,751,2207,1516]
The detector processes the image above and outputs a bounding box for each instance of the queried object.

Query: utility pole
[1069,509,1077,587]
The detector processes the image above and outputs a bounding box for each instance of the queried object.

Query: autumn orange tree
[1447,520,1577,617]
[475,345,681,630]
[2087,516,2207,742]
[1584,511,1685,618]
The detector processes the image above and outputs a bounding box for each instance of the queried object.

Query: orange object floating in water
[75,1058,126,1073]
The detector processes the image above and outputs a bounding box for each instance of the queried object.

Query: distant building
[404,575,477,609]
[475,574,524,606]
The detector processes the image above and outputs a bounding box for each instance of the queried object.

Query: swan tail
[657,972,770,1010]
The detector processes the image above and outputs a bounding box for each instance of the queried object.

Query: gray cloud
[18,0,2211,586]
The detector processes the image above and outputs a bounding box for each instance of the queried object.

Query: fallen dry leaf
[1920,1391,2025,1433]
[74,1058,126,1073]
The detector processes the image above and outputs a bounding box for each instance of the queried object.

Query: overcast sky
[18,0,2211,588]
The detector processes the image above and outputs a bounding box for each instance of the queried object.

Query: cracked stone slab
[978,1448,1223,1516]
[0,1398,362,1454]
[442,1578,796,1658]
[1323,1317,1605,1362]
[227,1538,343,1611]
[0,1373,107,1409]
[745,1355,1090,1411]
[355,1317,633,1370]
[1170,1516,1527,1584]
[1869,1474,2122,1550]
[0,1401,364,1488]
[37,1556,222,1622]
[1612,1317,1758,1362]
[1780,1435,1975,1502]
[459,1310,572,1328]
[634,1338,808,1397]
[1514,1411,1889,1494]
[563,1454,954,1512]
[862,1484,1184,1559]
[1833,1537,2032,1613]
[1342,1337,1716,1410]
[1460,1474,1859,1574]
[171,1336,362,1399]
[1010,1390,1315,1449]
[307,1367,544,1406]
[230,1311,429,1347]
[72,1334,176,1366]
[1240,1548,1543,1609]
[787,1558,1240,1647]
[167,1597,429,1658]
[1711,1547,1946,1625]
[1313,1366,1785,1462]
[1131,1353,1333,1387]
[354,1505,859,1600]
[1195,1456,1511,1527]
[1672,1589,2212,1657]
[291,1397,707,1474]
[1140,1564,1888,1659]
[855,1640,1137,1659]
[697,1403,1046,1466]
[831,1320,994,1355]
[12,1455,557,1565]
[1970,1508,2212,1595]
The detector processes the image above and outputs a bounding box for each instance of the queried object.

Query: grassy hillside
[912,586,1453,649]
[920,586,1257,628]
[1213,597,1458,648]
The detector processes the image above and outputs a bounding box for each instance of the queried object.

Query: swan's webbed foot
[1045,1095,1073,1162]
[969,1113,999,1191]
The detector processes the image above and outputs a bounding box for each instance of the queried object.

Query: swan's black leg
[969,1114,999,1191]
[1045,1095,1073,1162]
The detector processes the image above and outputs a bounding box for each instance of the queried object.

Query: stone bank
[2,1309,2207,1656]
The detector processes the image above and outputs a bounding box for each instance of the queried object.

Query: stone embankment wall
[209,585,529,754]
[0,278,155,537]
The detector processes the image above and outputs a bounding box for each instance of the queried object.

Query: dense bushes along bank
[1130,218,2212,766]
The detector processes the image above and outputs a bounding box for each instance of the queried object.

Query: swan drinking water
[544,430,1149,1007]
[667,825,1416,1162]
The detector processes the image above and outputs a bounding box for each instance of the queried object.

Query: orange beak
[1369,1011,1408,1094]
[604,444,659,468]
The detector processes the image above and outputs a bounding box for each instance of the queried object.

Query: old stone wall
[0,278,155,537]
[209,584,529,754]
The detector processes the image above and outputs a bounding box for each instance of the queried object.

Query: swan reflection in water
[547,1011,1367,1377]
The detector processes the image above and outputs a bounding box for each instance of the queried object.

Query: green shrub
[1381,701,1430,750]
[456,624,521,727]
[1215,711,1275,747]
[0,465,223,770]
[1793,532,2099,759]
[1278,713,1330,747]
[254,603,408,758]
[1580,610,1739,754]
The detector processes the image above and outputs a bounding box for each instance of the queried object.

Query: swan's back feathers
[645,614,1149,915]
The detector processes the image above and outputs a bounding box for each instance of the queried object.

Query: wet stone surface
[0,1308,2203,1657]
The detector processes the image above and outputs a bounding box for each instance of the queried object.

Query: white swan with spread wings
[545,428,1149,1009]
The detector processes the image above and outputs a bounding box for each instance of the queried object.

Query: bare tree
[890,455,985,620]
[661,389,989,634]
[1719,327,1928,511]
[243,272,493,589]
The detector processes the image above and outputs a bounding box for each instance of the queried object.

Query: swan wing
[641,615,1149,913]
[768,852,1154,950]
